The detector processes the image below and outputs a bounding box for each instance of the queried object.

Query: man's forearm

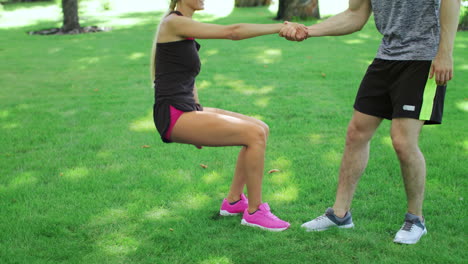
[430,0,461,85]
[437,0,461,56]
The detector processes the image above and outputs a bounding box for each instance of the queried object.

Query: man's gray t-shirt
[371,0,441,61]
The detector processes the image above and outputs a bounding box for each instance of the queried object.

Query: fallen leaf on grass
[268,169,280,174]
[141,145,151,148]
[169,228,174,231]
[200,164,208,169]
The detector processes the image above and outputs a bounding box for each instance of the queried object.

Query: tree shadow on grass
[1,0,55,12]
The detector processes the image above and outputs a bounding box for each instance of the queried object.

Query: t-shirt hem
[375,55,435,61]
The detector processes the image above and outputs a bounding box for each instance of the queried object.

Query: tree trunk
[235,0,271,7]
[275,0,286,20]
[62,0,80,32]
[276,0,320,20]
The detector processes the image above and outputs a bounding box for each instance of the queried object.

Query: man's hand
[279,21,308,41]
[429,0,461,86]
[430,52,453,86]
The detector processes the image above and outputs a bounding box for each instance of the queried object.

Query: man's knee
[391,136,417,161]
[390,119,423,161]
[345,122,372,145]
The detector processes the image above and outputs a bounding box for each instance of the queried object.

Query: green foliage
[100,0,111,11]
[460,1,468,30]
[1,0,52,2]
[0,3,467,264]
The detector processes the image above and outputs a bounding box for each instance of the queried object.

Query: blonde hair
[151,0,178,83]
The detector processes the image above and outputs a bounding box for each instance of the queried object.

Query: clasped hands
[280,21,308,42]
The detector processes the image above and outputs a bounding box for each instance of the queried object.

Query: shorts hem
[353,106,391,120]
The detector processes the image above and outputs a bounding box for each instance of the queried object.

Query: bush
[460,1,468,30]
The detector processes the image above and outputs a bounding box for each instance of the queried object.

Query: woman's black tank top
[153,11,203,143]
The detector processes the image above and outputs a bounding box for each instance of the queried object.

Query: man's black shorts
[354,59,446,125]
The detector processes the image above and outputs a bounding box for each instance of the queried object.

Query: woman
[151,0,306,231]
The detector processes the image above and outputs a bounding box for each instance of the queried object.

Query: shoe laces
[316,214,328,221]
[402,220,414,231]
[264,210,280,221]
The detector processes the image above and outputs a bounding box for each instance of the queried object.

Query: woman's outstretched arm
[162,14,307,40]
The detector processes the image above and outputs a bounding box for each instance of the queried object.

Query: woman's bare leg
[171,110,267,212]
[204,107,269,203]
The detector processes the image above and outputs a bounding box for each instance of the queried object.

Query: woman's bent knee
[244,124,267,147]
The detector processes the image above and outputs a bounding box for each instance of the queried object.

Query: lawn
[0,2,467,264]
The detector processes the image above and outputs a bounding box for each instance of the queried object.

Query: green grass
[1,2,467,264]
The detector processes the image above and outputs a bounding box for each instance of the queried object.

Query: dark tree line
[28,0,108,35]
[27,0,322,35]
[276,0,320,20]
[235,0,272,7]
[235,0,320,20]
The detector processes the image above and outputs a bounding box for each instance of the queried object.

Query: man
[280,0,461,244]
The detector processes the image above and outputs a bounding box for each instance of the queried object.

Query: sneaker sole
[220,210,242,216]
[303,223,355,232]
[393,228,427,244]
[241,219,289,232]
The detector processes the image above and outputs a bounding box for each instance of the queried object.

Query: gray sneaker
[393,213,427,244]
[301,207,354,231]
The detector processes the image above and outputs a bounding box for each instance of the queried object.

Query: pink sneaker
[219,193,248,216]
[241,203,290,232]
